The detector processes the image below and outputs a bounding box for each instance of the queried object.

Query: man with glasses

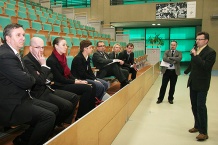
[184,32,216,141]
[156,40,182,104]
[23,37,79,125]
[92,41,129,89]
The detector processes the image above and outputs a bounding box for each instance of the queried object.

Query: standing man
[92,41,129,88]
[118,43,138,81]
[23,37,79,125]
[156,40,182,104]
[184,32,216,141]
[0,23,56,145]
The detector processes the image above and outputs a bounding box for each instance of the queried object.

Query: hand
[132,64,138,71]
[75,80,87,84]
[36,51,46,65]
[119,60,124,65]
[190,48,197,56]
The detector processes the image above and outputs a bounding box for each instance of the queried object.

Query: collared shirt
[7,42,18,55]
[197,44,207,55]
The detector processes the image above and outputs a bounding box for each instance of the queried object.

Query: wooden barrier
[45,62,160,145]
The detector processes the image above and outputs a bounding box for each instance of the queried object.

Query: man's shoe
[156,100,162,104]
[13,136,28,145]
[189,128,199,133]
[196,134,208,141]
[168,100,173,104]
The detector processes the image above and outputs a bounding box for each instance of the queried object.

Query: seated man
[0,23,57,145]
[71,40,110,101]
[118,43,138,80]
[92,41,129,88]
[23,37,79,125]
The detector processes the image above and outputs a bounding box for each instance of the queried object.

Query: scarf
[53,49,71,78]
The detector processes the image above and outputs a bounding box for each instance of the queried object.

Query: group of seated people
[0,23,138,145]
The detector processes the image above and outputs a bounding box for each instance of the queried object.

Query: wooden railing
[45,62,160,145]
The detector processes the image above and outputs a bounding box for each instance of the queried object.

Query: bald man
[23,37,79,125]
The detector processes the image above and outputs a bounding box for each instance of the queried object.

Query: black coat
[184,45,216,91]
[71,51,96,80]
[118,50,134,68]
[0,43,35,125]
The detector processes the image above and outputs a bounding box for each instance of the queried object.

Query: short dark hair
[197,31,209,41]
[80,40,92,52]
[171,40,177,44]
[96,41,104,47]
[52,37,65,48]
[126,43,134,48]
[3,23,23,41]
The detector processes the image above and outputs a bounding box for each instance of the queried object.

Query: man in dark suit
[156,40,182,104]
[118,43,138,80]
[92,41,129,88]
[0,24,57,145]
[184,32,216,141]
[23,37,79,125]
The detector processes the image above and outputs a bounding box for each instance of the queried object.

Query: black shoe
[169,100,173,104]
[156,100,162,104]
[120,80,129,89]
[13,136,28,145]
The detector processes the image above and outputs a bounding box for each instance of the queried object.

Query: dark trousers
[97,63,129,83]
[189,86,208,135]
[158,69,178,101]
[39,89,79,124]
[122,66,137,80]
[11,99,57,145]
[52,84,95,119]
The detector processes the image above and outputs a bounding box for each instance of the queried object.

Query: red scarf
[53,49,71,78]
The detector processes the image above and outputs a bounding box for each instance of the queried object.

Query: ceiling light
[157,24,161,25]
[152,24,156,26]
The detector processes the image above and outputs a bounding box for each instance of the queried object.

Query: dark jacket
[0,43,35,125]
[23,52,52,98]
[46,52,77,86]
[184,45,216,91]
[71,51,96,80]
[118,50,134,68]
[92,51,113,70]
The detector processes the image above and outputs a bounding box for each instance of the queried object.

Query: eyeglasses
[97,45,105,47]
[34,46,44,49]
[195,39,205,41]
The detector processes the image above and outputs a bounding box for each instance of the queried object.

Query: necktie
[16,53,33,99]
[16,53,24,69]
[103,52,108,59]
[115,53,118,59]
[171,50,174,57]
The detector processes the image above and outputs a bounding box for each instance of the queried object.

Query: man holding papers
[157,40,182,104]
[92,41,129,88]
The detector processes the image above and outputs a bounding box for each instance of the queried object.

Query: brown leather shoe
[196,134,208,141]
[189,128,199,133]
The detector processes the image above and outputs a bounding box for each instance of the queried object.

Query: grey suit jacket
[161,49,182,75]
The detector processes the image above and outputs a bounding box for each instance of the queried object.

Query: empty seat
[28,13,38,21]
[18,19,30,30]
[70,28,77,36]
[5,8,16,17]
[6,3,15,9]
[0,16,11,29]
[18,11,27,19]
[31,21,42,32]
[39,16,47,23]
[18,6,26,12]
[0,1,4,7]
[47,17,55,24]
[36,10,43,17]
[43,23,52,32]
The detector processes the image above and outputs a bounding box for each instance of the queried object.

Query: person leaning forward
[92,41,129,89]
[0,23,57,145]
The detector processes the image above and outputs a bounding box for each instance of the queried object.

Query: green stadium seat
[0,30,3,39]
[47,17,55,24]
[18,6,26,12]
[61,21,68,27]
[0,16,11,29]
[53,25,61,33]
[63,27,70,34]
[54,19,61,25]
[70,28,77,36]
[36,10,43,17]
[26,4,32,9]
[88,31,94,38]
[82,30,88,38]
[6,3,15,9]
[18,19,30,30]
[0,1,4,7]
[43,23,52,32]
[31,21,42,32]
[18,11,27,19]
[67,56,74,68]
[5,8,16,17]
[72,37,80,46]
[39,16,47,23]
[28,13,37,21]
[76,29,82,37]
[8,0,16,5]
[43,12,50,18]
[18,1,25,7]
